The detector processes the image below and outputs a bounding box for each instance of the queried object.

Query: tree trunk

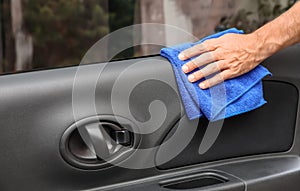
[11,0,33,71]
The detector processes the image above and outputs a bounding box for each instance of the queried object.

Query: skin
[178,2,300,89]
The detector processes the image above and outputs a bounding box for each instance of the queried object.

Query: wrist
[250,27,282,63]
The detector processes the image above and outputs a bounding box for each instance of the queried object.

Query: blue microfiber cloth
[160,28,271,121]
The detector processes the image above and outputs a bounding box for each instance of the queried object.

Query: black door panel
[0,44,300,190]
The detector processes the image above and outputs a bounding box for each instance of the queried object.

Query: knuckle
[231,69,239,76]
[207,51,216,62]
[195,70,204,79]
[203,40,217,50]
[212,50,220,60]
[204,79,212,86]
[194,43,206,51]
[232,65,242,75]
[215,74,224,83]
[188,50,196,57]
[201,65,212,76]
[220,62,228,70]
[182,48,195,57]
[181,50,191,58]
[194,57,203,66]
[227,70,236,78]
[214,62,222,71]
[189,59,198,68]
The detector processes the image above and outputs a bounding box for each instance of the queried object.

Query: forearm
[253,2,300,61]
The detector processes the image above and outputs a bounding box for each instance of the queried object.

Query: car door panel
[0,42,300,191]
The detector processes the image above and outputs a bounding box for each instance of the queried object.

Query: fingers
[187,61,225,82]
[182,52,216,73]
[178,41,214,61]
[199,70,232,89]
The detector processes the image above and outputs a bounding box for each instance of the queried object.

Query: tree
[11,0,33,71]
[23,0,109,69]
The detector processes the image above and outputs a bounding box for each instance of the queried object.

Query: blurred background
[0,0,296,74]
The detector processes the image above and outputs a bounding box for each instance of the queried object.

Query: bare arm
[179,2,300,89]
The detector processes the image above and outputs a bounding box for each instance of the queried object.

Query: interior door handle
[79,123,111,159]
[77,122,130,160]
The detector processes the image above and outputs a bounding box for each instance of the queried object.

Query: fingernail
[178,53,185,60]
[188,74,195,82]
[199,83,206,89]
[182,65,188,73]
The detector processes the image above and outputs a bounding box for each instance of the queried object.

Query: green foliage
[21,0,137,68]
[23,0,109,67]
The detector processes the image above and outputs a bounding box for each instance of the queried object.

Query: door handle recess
[60,115,140,170]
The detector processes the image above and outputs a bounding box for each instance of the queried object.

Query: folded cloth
[160,28,271,121]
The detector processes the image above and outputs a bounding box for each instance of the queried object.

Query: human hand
[178,33,265,89]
